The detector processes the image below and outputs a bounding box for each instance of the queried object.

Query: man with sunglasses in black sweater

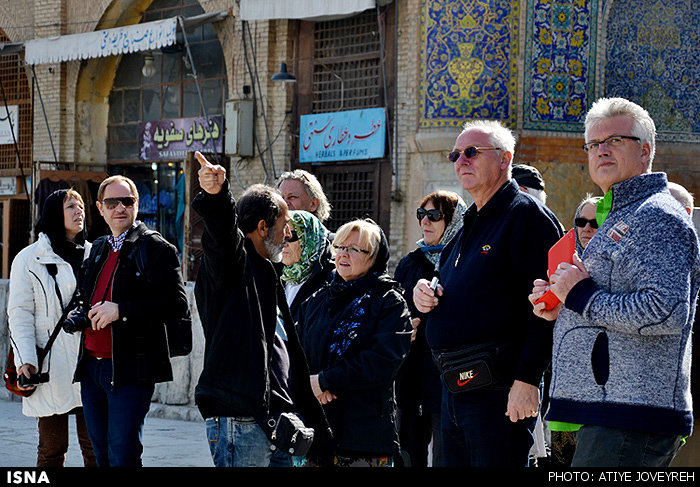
[413,120,563,467]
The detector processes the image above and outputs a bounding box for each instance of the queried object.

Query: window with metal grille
[316,165,378,232]
[294,6,395,234]
[311,10,383,113]
[0,31,32,173]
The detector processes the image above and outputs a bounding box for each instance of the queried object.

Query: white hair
[668,181,694,216]
[520,186,547,205]
[459,120,516,177]
[460,119,517,155]
[584,97,656,170]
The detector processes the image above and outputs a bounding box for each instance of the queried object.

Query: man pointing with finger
[191,152,331,467]
[413,120,563,466]
[530,98,700,467]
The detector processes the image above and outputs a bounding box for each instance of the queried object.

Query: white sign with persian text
[0,105,18,145]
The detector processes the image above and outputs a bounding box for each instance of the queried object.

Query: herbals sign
[300,108,386,163]
[140,116,223,161]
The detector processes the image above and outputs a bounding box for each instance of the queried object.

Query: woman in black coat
[297,218,412,467]
[393,190,466,467]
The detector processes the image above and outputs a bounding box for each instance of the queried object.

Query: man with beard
[192,152,330,467]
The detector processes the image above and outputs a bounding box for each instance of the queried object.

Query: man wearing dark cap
[512,164,547,205]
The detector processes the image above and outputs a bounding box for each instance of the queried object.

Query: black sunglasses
[447,146,502,163]
[101,196,136,210]
[417,208,444,222]
[285,229,299,243]
[574,217,598,229]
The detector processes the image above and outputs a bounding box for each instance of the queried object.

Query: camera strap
[37,264,71,368]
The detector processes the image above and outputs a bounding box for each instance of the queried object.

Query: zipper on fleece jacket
[109,255,120,387]
[27,269,50,317]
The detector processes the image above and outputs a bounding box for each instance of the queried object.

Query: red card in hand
[534,229,576,310]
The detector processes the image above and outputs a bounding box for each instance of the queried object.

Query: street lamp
[271,62,296,82]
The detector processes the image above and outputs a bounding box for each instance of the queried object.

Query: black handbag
[433,342,499,394]
[269,412,315,457]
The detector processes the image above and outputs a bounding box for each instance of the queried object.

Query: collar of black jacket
[123,221,150,244]
[464,179,519,221]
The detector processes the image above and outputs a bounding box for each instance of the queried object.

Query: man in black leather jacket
[72,175,189,467]
[193,152,331,467]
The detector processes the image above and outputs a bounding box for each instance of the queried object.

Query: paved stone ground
[0,398,213,467]
[1,397,697,471]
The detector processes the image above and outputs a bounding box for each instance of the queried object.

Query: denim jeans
[440,386,535,467]
[205,416,293,467]
[80,357,154,467]
[571,424,684,467]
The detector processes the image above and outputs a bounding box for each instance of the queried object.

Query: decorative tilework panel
[604,0,700,141]
[419,0,519,128]
[523,0,598,132]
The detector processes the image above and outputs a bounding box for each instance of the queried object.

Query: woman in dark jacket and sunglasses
[393,190,466,467]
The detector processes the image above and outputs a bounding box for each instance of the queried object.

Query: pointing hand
[195,151,226,194]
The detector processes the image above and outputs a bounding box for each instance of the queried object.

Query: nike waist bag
[432,342,499,394]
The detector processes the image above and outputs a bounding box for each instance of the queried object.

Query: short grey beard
[264,228,284,263]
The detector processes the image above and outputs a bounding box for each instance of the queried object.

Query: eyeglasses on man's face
[574,217,598,229]
[333,244,370,256]
[582,135,640,153]
[447,146,502,163]
[416,208,444,222]
[101,196,136,210]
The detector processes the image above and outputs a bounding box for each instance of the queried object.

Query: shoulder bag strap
[37,264,70,364]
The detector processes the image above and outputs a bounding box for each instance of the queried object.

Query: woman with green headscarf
[281,210,334,324]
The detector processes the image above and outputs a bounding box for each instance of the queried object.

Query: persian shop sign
[139,116,223,161]
[300,108,386,163]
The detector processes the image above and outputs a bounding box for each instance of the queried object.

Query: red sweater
[84,249,120,358]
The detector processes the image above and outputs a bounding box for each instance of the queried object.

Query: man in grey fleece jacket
[530,97,700,467]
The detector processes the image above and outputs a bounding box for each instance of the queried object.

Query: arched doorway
[75,0,228,254]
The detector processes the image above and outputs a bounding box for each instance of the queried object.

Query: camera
[18,372,49,387]
[62,296,90,334]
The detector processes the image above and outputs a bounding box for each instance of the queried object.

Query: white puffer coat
[8,233,91,417]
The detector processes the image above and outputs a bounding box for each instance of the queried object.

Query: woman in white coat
[8,188,96,467]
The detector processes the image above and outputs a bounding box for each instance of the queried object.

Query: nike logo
[457,371,479,387]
